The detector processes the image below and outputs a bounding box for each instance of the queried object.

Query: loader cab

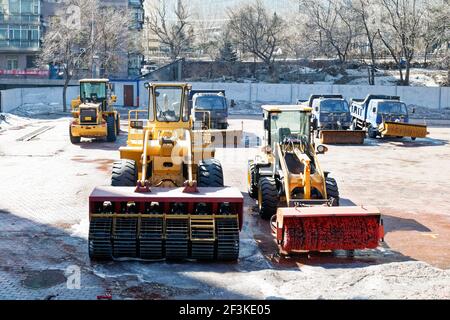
[145,82,191,128]
[263,106,312,151]
[79,79,115,111]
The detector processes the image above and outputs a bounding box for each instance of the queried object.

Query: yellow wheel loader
[70,79,120,144]
[247,105,383,254]
[88,83,243,262]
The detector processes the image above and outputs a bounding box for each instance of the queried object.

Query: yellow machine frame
[251,105,332,211]
[118,83,215,189]
[70,79,118,140]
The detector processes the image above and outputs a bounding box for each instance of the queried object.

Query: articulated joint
[183,180,199,193]
[135,180,151,193]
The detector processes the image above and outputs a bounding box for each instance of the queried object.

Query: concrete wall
[1,86,78,113]
[2,82,449,113]
[188,83,449,110]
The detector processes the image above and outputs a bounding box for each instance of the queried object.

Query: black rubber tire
[197,159,224,187]
[116,114,120,136]
[411,137,417,141]
[247,162,258,199]
[368,126,378,139]
[326,177,340,206]
[69,125,81,144]
[111,160,137,186]
[258,177,278,220]
[106,116,117,142]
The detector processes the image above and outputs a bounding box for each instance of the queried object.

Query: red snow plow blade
[274,206,383,253]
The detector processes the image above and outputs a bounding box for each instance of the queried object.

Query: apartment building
[0,0,144,79]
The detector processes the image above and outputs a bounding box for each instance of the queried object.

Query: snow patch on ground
[0,113,33,131]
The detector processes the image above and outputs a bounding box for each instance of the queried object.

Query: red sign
[0,69,49,76]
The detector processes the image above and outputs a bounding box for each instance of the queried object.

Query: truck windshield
[195,96,226,110]
[320,100,349,113]
[270,111,310,148]
[378,102,407,115]
[154,87,183,122]
[80,82,107,102]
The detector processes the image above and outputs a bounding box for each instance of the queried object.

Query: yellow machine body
[88,83,242,262]
[119,83,215,188]
[70,79,119,141]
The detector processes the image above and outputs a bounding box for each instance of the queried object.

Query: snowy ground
[1,110,450,300]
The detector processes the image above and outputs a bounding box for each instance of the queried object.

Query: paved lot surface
[0,113,450,299]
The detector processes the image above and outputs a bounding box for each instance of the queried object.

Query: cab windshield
[154,87,183,122]
[320,100,349,113]
[378,102,408,115]
[80,82,107,102]
[195,96,226,110]
[270,111,310,149]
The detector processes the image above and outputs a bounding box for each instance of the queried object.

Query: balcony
[0,39,40,51]
[128,0,143,7]
[0,14,41,25]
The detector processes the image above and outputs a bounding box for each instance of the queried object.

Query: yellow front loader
[88,83,243,262]
[247,105,383,255]
[70,79,120,144]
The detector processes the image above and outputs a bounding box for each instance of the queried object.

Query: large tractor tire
[106,116,117,142]
[197,159,224,187]
[247,162,258,199]
[111,160,137,186]
[258,177,278,220]
[325,177,340,207]
[69,125,81,144]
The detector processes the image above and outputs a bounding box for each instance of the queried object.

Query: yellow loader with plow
[88,83,243,261]
[248,105,384,255]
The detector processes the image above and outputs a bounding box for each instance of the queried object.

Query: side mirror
[230,99,236,108]
[372,107,377,113]
[317,145,328,155]
[315,107,319,112]
[412,108,416,114]
[144,82,150,89]
[264,119,269,131]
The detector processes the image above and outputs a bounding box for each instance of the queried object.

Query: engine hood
[79,102,101,110]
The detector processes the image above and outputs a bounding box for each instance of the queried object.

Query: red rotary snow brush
[273,206,384,253]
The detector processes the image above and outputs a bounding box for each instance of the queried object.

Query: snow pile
[0,113,32,131]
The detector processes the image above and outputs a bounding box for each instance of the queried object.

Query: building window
[7,56,19,70]
[9,0,20,14]
[26,55,36,68]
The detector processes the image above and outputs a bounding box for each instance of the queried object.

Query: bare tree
[377,0,425,86]
[300,0,359,63]
[91,5,137,77]
[38,1,89,112]
[227,1,285,81]
[426,0,450,84]
[192,19,221,61]
[351,0,379,84]
[146,0,194,61]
